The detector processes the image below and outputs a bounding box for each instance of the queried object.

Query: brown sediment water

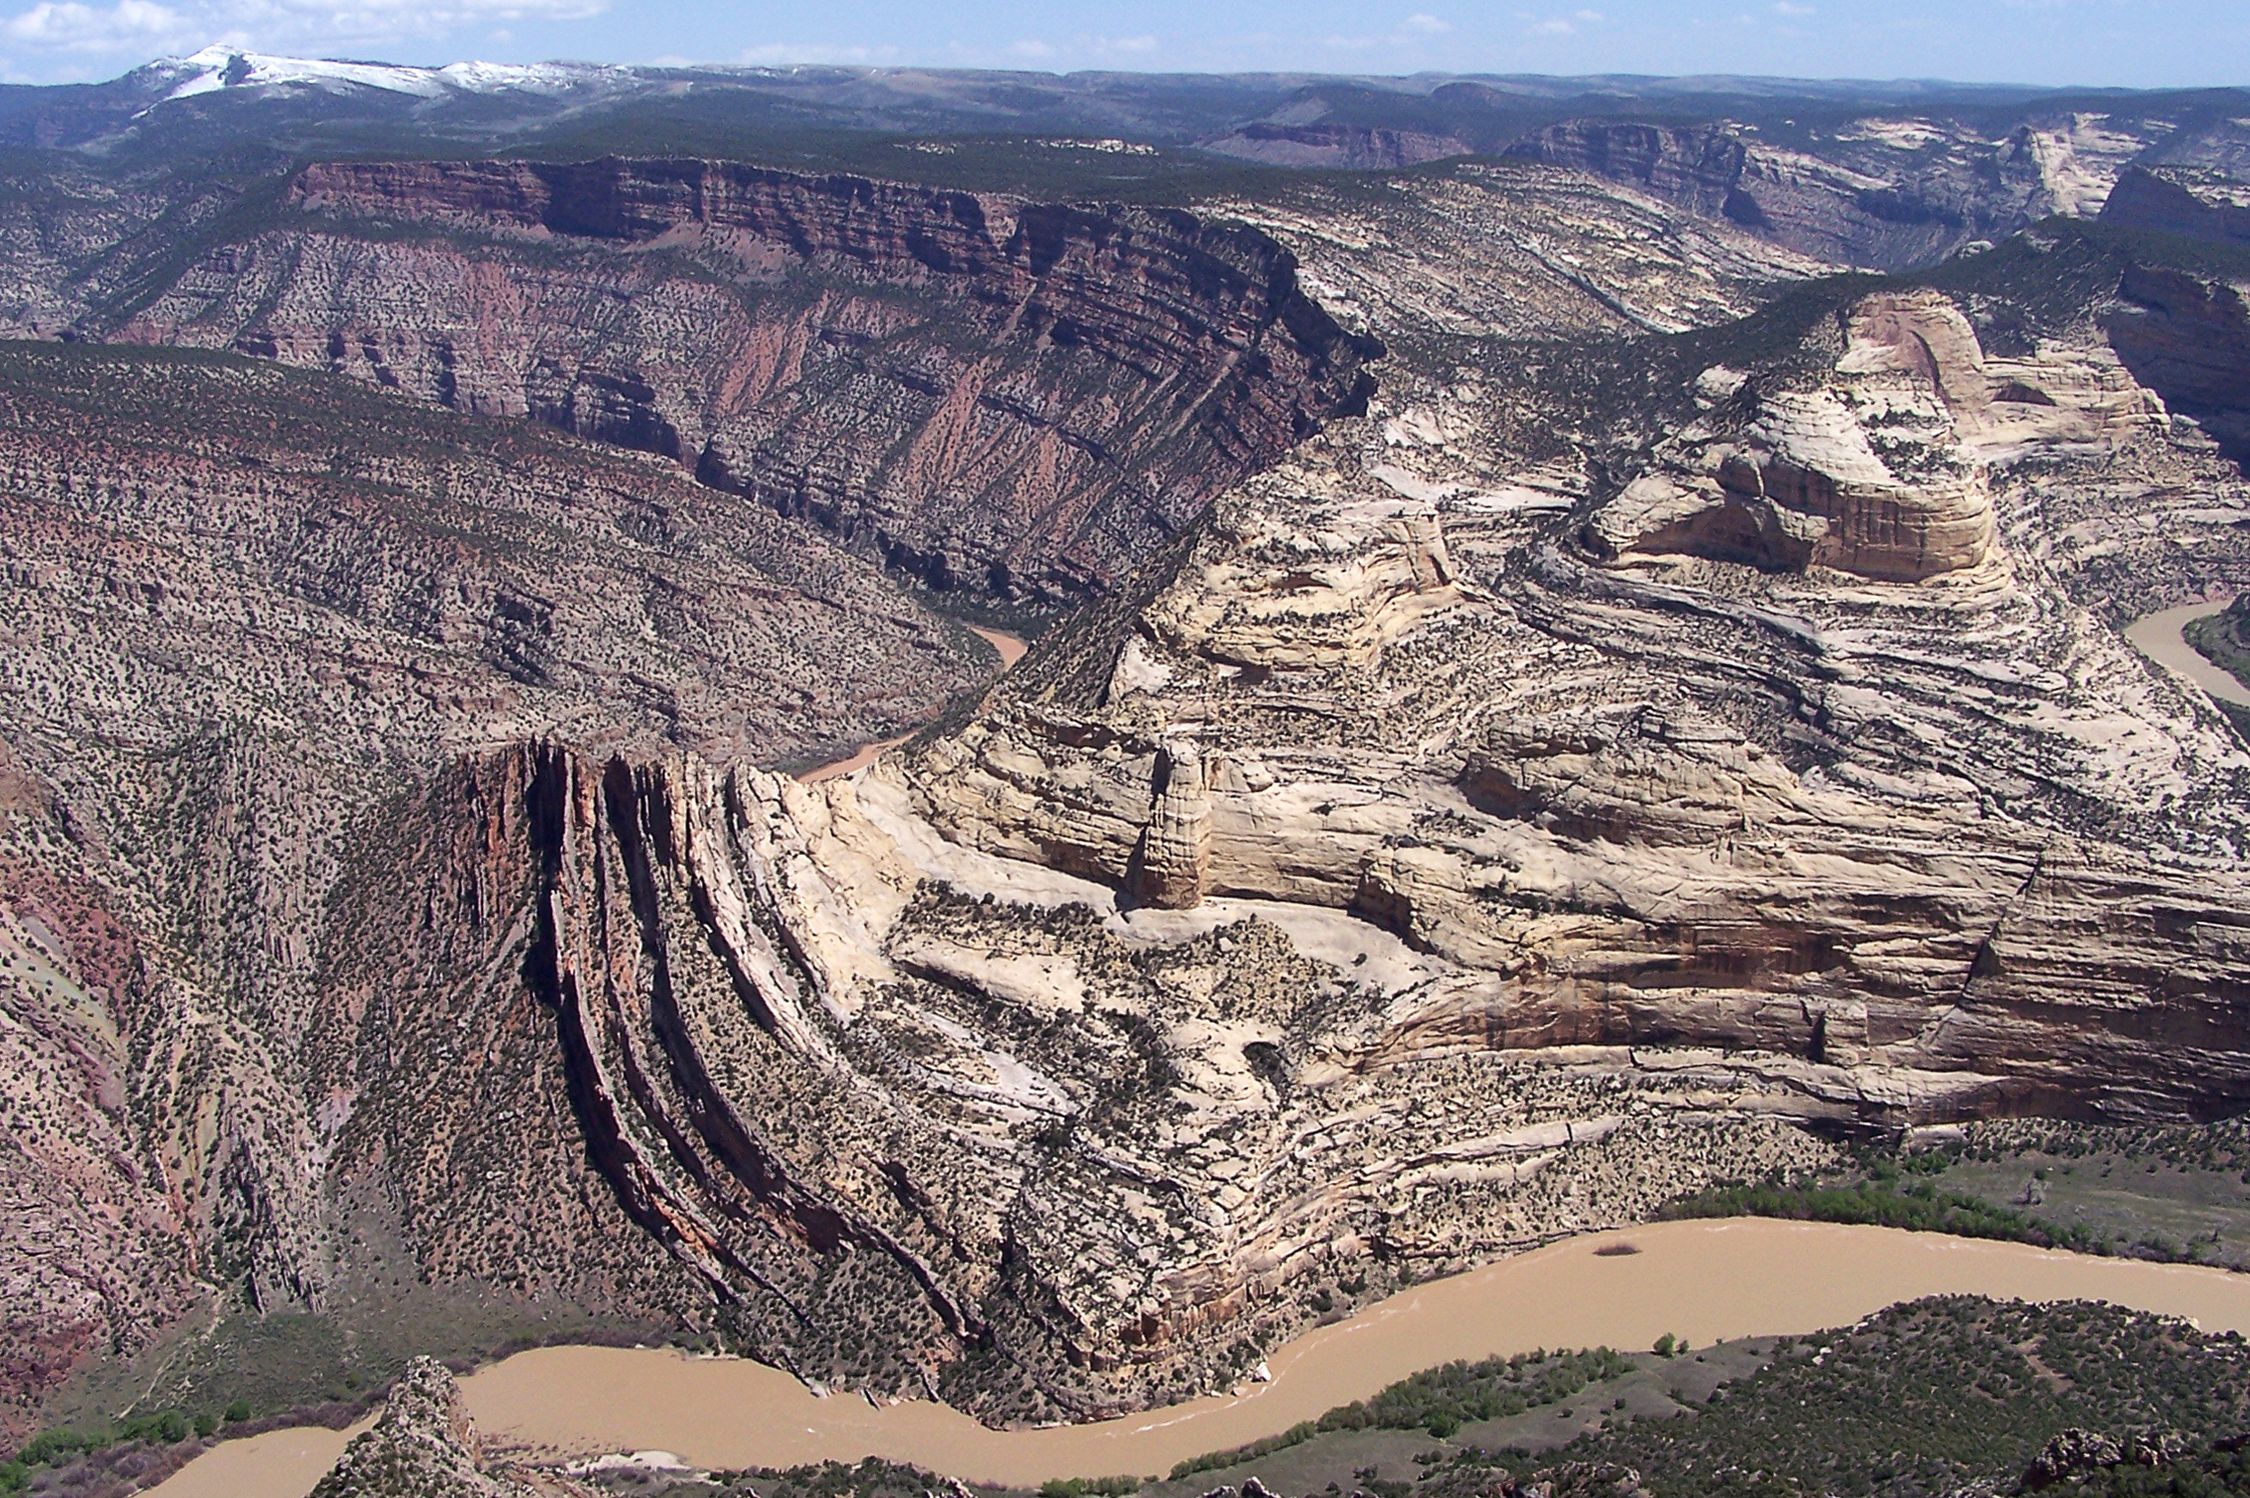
[968,625,1029,669]
[146,1219,2250,1498]
[798,625,1026,783]
[143,1417,373,1498]
[2126,599,2250,708]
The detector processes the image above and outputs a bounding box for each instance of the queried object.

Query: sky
[1,0,2245,89]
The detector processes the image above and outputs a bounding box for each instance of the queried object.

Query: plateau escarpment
[99,157,1379,601]
[1508,112,2162,270]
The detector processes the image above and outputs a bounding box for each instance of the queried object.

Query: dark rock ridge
[1198,123,1472,170]
[2101,164,2250,248]
[107,156,1381,603]
[2108,263,2250,467]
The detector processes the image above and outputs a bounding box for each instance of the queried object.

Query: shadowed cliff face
[107,157,1380,603]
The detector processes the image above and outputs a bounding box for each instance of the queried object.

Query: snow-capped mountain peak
[141,46,614,104]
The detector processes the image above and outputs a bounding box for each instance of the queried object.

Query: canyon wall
[104,157,1379,602]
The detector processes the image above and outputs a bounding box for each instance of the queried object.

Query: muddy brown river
[2126,599,2249,708]
[800,625,1027,783]
[147,1218,2250,1498]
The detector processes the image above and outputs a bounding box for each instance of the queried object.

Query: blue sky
[2,0,2244,88]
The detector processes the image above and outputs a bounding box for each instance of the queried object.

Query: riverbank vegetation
[1164,1348,1635,1480]
[1661,1121,2250,1270]
[582,1298,2250,1498]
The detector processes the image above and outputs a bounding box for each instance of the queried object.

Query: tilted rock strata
[0,342,984,1442]
[1196,163,1825,342]
[105,157,1379,601]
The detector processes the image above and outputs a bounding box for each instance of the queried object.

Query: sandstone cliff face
[899,284,2250,1141]
[1507,114,2153,270]
[1589,292,2001,581]
[103,157,1378,601]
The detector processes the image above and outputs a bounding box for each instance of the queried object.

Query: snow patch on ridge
[147,45,616,104]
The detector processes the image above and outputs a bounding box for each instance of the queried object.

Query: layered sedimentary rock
[1507,114,2155,269]
[99,157,1378,600]
[1194,163,1823,341]
[0,341,988,1443]
[9,128,2250,1459]
[390,278,2250,1421]
[899,282,2250,1144]
[1588,292,2000,580]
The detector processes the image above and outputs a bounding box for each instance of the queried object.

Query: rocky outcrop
[310,1359,592,1498]
[2100,165,2250,247]
[104,157,1380,601]
[1589,292,2000,580]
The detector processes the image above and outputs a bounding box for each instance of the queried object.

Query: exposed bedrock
[106,157,1381,601]
[1505,115,2145,270]
[2106,261,2250,467]
[901,285,2250,1133]
[454,737,1845,1417]
[1588,292,2001,580]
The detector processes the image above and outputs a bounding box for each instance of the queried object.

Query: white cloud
[2,0,605,58]
[1100,33,1157,52]
[1007,36,1053,58]
[1523,9,1602,37]
[5,0,184,51]
[1317,12,1459,51]
[735,39,899,66]
[1773,0,1815,13]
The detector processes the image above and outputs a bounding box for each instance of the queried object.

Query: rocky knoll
[101,157,1378,601]
[1587,292,2000,580]
[310,1359,591,1498]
